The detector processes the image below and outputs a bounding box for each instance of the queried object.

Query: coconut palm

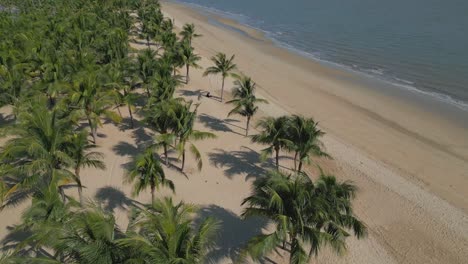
[172,101,216,172]
[66,130,105,205]
[0,101,74,208]
[7,187,78,258]
[0,57,26,118]
[287,115,330,172]
[203,52,237,102]
[180,23,201,45]
[144,98,179,165]
[54,203,130,263]
[241,170,367,264]
[124,147,175,203]
[69,70,122,143]
[149,73,181,104]
[227,76,268,136]
[136,48,159,97]
[105,60,139,129]
[251,116,291,169]
[180,42,201,84]
[119,197,220,263]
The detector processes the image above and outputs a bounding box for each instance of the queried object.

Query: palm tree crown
[180,42,201,84]
[241,170,367,264]
[180,23,202,45]
[227,75,268,136]
[251,116,292,169]
[119,197,220,264]
[66,130,105,205]
[203,52,237,102]
[125,147,175,203]
[287,115,330,172]
[172,100,216,171]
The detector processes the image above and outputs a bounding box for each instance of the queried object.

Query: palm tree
[105,60,138,129]
[54,204,130,263]
[66,130,105,205]
[227,76,268,136]
[144,98,179,165]
[180,23,201,45]
[136,48,159,97]
[180,42,201,84]
[124,147,175,203]
[69,70,122,143]
[287,115,330,172]
[0,58,26,118]
[119,197,220,263]
[241,170,367,264]
[203,52,237,102]
[10,187,78,258]
[0,101,74,208]
[251,116,291,169]
[172,101,216,171]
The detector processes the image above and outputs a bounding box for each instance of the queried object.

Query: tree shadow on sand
[0,113,14,128]
[0,226,55,258]
[94,186,142,212]
[208,146,275,180]
[178,89,203,98]
[0,226,31,252]
[112,126,153,158]
[198,114,245,136]
[194,205,268,264]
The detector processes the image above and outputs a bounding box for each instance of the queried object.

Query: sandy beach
[1,1,468,263]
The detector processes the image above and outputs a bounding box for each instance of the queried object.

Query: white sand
[1,2,468,263]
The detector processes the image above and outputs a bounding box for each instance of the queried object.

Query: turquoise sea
[172,0,468,112]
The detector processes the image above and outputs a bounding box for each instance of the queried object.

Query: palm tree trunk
[59,186,66,203]
[275,146,280,170]
[128,104,134,128]
[221,77,225,102]
[294,151,298,171]
[186,64,190,84]
[181,147,186,171]
[151,185,155,205]
[163,143,168,165]
[146,36,150,47]
[116,105,123,118]
[87,115,97,143]
[298,160,303,173]
[245,116,251,136]
[75,167,83,206]
[48,94,55,108]
[146,85,151,97]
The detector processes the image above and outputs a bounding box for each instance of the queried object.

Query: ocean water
[172,0,468,111]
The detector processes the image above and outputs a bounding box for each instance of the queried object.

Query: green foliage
[125,147,175,202]
[120,197,220,263]
[180,42,201,84]
[251,116,292,169]
[0,1,365,263]
[240,170,367,264]
[180,23,202,45]
[286,115,331,172]
[227,75,268,136]
[0,100,75,208]
[171,100,216,171]
[203,52,238,101]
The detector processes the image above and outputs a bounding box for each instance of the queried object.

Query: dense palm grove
[0,0,366,263]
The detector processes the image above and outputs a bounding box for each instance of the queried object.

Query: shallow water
[172,0,468,111]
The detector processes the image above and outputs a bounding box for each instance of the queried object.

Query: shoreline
[159,2,468,262]
[170,0,468,116]
[1,2,467,263]
[161,0,468,211]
